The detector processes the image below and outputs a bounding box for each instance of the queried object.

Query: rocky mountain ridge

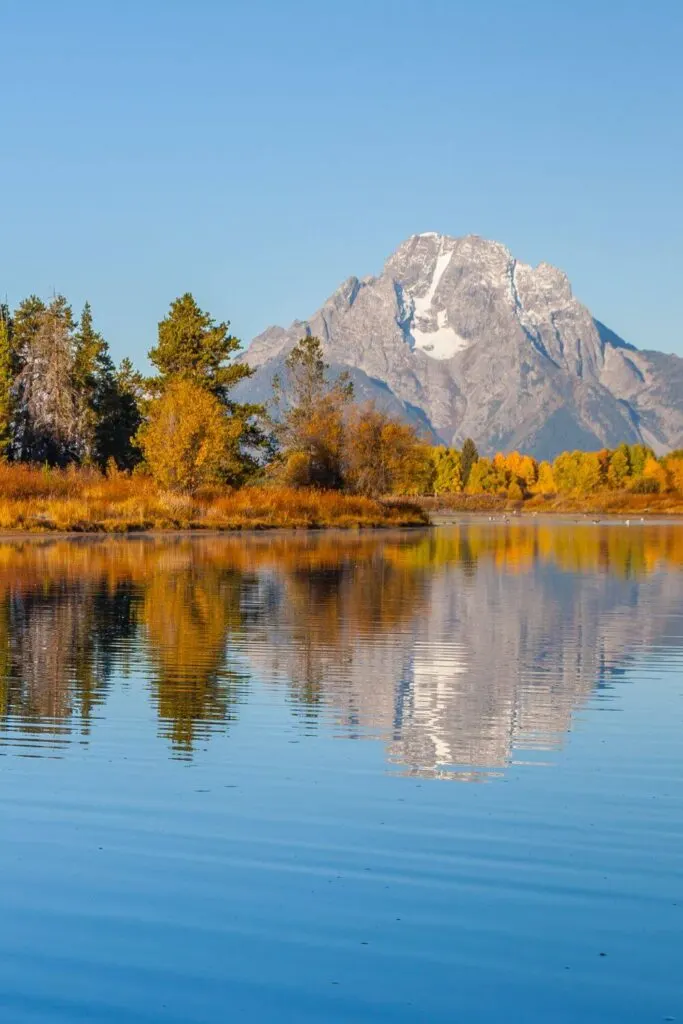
[239,233,683,459]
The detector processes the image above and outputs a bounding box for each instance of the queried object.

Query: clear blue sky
[2,0,682,363]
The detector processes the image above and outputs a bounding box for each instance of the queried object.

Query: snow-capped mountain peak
[240,232,683,458]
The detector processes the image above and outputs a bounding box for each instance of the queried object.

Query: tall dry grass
[0,465,428,532]
[409,489,683,516]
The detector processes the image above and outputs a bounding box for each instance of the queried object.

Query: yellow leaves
[483,451,539,497]
[663,455,683,494]
[466,457,507,495]
[280,451,315,488]
[136,378,232,493]
[343,405,433,496]
[532,461,556,495]
[431,447,463,494]
[553,450,603,494]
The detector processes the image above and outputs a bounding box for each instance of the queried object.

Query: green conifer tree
[149,293,253,405]
[94,357,144,470]
[461,437,479,487]
[73,302,109,462]
[146,294,267,480]
[0,306,15,460]
[13,295,80,464]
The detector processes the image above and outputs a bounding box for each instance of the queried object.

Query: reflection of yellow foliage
[1,525,683,756]
[381,522,683,579]
[143,559,244,752]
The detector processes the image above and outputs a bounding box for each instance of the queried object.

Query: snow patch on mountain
[405,240,471,359]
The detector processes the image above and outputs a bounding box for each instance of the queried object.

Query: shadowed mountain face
[238,233,683,459]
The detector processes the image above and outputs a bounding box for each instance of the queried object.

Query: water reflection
[0,523,682,776]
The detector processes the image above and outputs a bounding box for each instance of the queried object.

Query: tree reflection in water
[0,523,681,776]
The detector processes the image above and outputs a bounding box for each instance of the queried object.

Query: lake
[0,522,681,1022]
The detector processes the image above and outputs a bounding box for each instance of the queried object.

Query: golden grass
[408,490,683,517]
[0,465,428,532]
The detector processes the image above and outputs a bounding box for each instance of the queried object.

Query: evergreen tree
[94,357,144,470]
[13,295,80,464]
[149,293,253,405]
[461,437,479,487]
[73,302,109,462]
[0,306,15,460]
[147,294,268,479]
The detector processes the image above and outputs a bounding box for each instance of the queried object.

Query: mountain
[238,233,683,459]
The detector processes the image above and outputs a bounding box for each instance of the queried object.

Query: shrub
[629,476,660,494]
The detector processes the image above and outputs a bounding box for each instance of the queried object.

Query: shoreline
[0,521,432,540]
[405,493,683,519]
[1,511,683,539]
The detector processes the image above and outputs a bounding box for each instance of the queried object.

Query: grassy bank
[408,492,683,517]
[0,465,428,532]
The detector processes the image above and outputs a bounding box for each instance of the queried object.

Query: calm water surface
[0,522,682,1022]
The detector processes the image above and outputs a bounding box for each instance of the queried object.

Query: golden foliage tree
[533,461,556,494]
[466,457,506,494]
[273,337,352,489]
[344,404,434,496]
[607,445,631,488]
[137,378,235,492]
[431,447,463,494]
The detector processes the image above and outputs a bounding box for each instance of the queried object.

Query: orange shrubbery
[0,465,427,532]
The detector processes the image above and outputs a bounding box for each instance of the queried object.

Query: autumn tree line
[1,290,683,501]
[0,291,435,495]
[428,442,683,499]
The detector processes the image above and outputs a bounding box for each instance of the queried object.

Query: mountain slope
[238,233,683,459]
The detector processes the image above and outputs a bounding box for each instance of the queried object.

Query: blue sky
[2,0,682,363]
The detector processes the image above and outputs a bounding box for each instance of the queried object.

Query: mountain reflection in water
[1,522,682,779]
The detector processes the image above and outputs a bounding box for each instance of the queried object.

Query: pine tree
[13,295,81,464]
[13,294,80,466]
[0,306,15,460]
[147,294,268,480]
[461,437,479,487]
[73,302,109,462]
[94,357,144,470]
[149,293,253,404]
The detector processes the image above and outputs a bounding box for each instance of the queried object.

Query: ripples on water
[0,522,681,1022]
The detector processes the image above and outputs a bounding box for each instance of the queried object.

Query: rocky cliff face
[240,233,683,458]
